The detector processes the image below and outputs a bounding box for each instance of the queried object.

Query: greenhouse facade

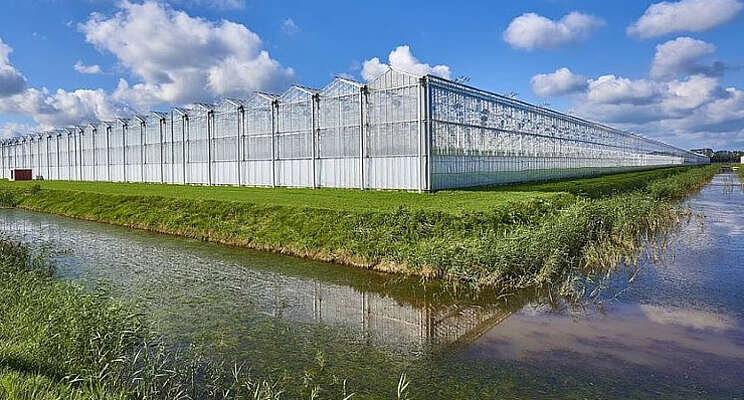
[0,68,708,191]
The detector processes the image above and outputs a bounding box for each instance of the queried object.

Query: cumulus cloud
[281,18,300,35]
[570,73,744,148]
[74,60,103,74]
[0,87,129,129]
[170,0,245,10]
[0,2,296,130]
[531,67,587,97]
[650,37,722,80]
[0,38,27,98]
[79,0,293,110]
[586,75,660,105]
[503,12,604,50]
[0,121,37,139]
[0,36,124,127]
[361,45,450,81]
[628,0,743,38]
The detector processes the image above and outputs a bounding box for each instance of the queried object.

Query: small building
[10,169,33,181]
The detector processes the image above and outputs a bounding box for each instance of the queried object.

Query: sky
[0,0,743,150]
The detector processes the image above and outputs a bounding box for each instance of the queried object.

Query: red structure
[10,169,32,181]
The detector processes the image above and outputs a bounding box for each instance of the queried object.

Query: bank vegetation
[0,165,719,293]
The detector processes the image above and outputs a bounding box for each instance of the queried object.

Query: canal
[1,173,743,399]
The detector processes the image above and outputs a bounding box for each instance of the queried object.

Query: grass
[0,165,719,289]
[0,179,564,214]
[0,238,136,400]
[479,166,691,198]
[0,166,689,214]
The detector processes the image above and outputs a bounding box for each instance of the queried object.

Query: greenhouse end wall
[0,69,708,191]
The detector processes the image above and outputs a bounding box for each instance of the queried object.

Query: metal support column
[183,115,188,184]
[140,119,145,183]
[425,77,433,192]
[237,106,243,186]
[106,125,111,181]
[271,99,277,188]
[207,110,213,186]
[312,93,319,189]
[359,86,367,190]
[91,127,96,180]
[122,122,128,182]
[159,116,165,183]
[417,78,424,193]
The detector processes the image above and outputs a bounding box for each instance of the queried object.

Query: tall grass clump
[413,165,718,293]
[647,165,719,200]
[0,237,140,399]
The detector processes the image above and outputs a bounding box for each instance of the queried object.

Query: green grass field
[0,166,689,214]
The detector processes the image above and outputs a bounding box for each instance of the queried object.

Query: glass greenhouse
[0,68,708,190]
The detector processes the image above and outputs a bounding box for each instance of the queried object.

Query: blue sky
[0,0,743,149]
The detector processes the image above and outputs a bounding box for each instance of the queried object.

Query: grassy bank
[0,165,719,289]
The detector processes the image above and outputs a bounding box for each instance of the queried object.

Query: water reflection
[464,172,744,393]
[0,210,522,349]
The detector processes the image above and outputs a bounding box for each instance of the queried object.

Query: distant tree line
[706,150,744,163]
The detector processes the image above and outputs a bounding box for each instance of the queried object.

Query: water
[2,173,743,399]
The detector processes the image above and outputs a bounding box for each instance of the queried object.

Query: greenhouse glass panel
[366,69,420,158]
[213,101,240,162]
[243,93,274,161]
[316,77,364,188]
[318,78,362,159]
[110,120,127,182]
[277,86,314,160]
[241,93,274,186]
[95,123,110,181]
[144,113,166,183]
[170,109,189,184]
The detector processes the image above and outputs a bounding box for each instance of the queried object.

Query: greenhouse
[0,68,708,191]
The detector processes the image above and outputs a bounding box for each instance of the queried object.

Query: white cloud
[74,60,103,75]
[360,58,389,81]
[531,67,587,97]
[0,38,27,98]
[0,36,131,127]
[663,74,721,111]
[586,75,660,105]
[281,18,300,35]
[503,12,604,50]
[170,0,245,10]
[570,73,744,148]
[361,45,450,81]
[628,0,743,38]
[79,0,293,110]
[0,87,128,129]
[650,37,720,80]
[0,121,37,139]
